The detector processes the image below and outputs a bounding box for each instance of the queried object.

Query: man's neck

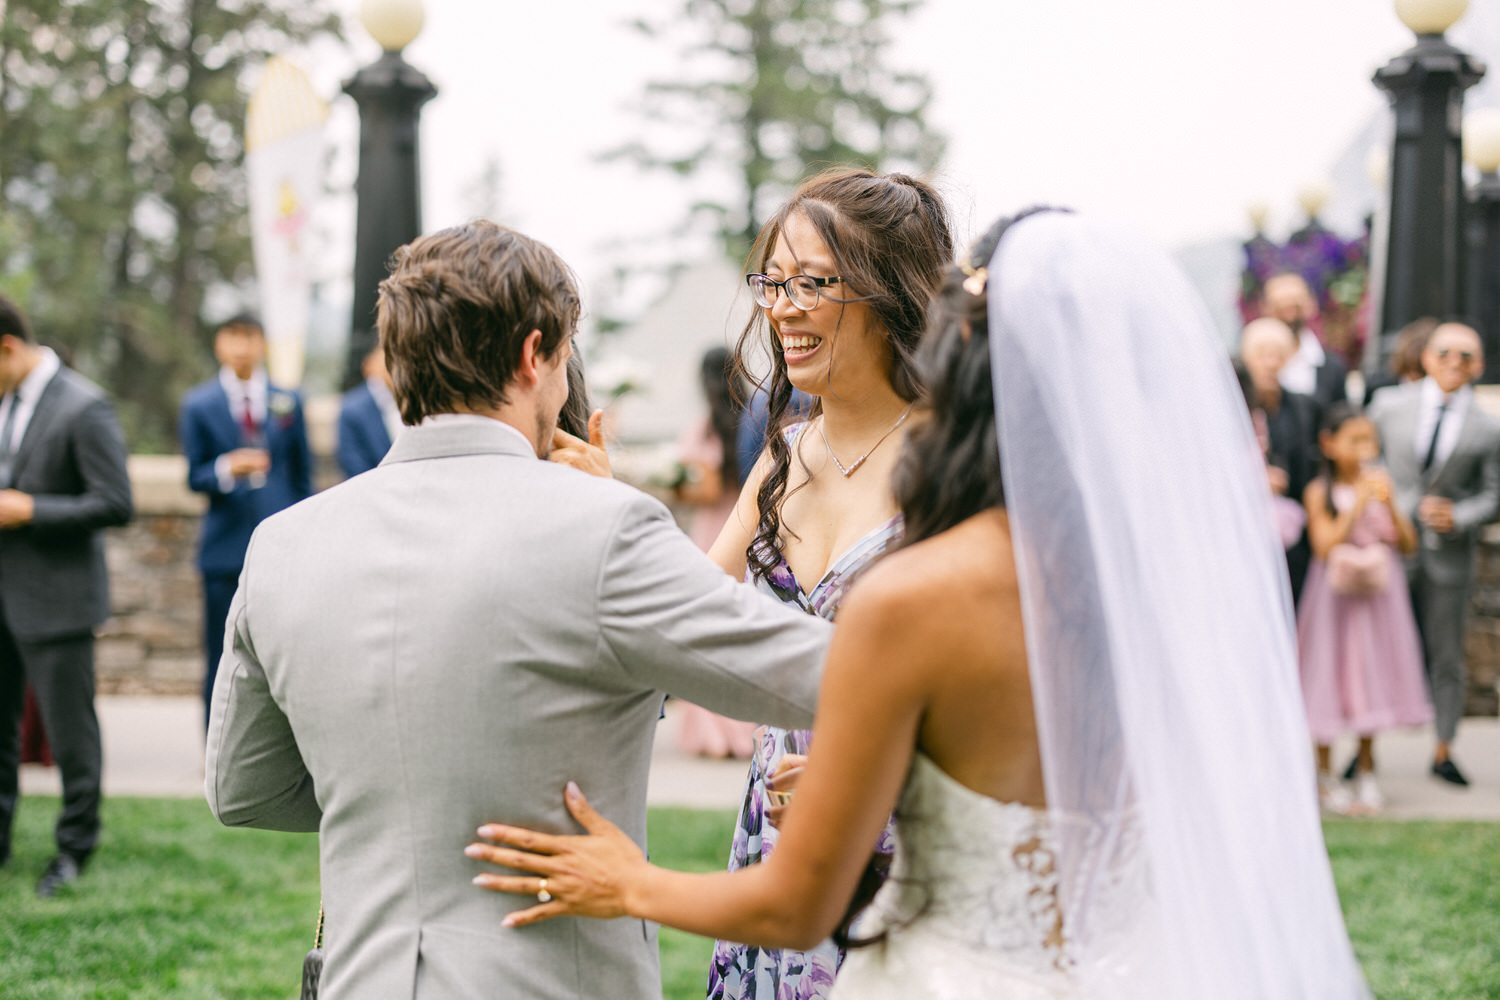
[11,343,42,389]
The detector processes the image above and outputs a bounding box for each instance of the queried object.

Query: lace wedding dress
[830,753,1146,1000]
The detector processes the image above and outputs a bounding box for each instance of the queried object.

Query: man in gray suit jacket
[0,295,133,897]
[205,222,831,999]
[1369,322,1500,788]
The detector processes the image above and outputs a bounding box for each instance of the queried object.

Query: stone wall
[95,448,1500,716]
[97,456,205,695]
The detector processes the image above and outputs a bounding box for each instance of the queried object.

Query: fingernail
[502,915,518,928]
[477,825,497,838]
[464,844,483,858]
[565,781,581,800]
[471,875,488,886]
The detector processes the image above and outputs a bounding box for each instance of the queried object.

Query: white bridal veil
[987,212,1368,998]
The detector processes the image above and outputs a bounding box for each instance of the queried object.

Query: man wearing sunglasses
[1370,321,1500,788]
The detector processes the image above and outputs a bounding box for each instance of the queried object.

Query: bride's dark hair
[894,208,1063,543]
[737,168,952,578]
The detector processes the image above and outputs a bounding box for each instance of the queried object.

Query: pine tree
[613,0,945,260]
[0,0,340,450]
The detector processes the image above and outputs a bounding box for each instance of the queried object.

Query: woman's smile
[780,331,823,363]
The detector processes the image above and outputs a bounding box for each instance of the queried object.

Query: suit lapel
[9,369,66,481]
[208,380,243,447]
[1383,388,1424,485]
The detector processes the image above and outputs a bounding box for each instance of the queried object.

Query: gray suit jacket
[1369,380,1500,586]
[205,420,830,1000]
[0,365,132,641]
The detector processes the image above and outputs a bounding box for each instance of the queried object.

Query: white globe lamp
[360,0,425,53]
[1247,200,1270,233]
[1366,145,1391,190]
[1464,109,1500,175]
[1297,180,1332,222]
[1394,0,1469,35]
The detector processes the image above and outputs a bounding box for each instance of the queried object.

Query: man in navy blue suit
[179,315,311,725]
[336,344,402,478]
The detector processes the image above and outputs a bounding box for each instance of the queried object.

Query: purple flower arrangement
[1240,220,1371,368]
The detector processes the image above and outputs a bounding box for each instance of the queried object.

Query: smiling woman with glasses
[745,273,857,311]
[660,167,951,1000]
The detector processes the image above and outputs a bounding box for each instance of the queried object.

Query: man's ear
[515,329,544,388]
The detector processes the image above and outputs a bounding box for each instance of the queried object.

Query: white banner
[246,57,328,389]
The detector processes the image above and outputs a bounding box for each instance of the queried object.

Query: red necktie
[241,394,258,438]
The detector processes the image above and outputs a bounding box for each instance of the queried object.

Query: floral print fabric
[706,510,903,1000]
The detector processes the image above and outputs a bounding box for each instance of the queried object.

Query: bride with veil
[465,210,1370,999]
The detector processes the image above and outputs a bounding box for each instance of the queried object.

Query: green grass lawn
[2,796,1496,998]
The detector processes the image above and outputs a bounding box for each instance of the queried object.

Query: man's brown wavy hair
[378,221,580,424]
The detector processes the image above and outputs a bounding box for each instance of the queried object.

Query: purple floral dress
[706,511,903,1000]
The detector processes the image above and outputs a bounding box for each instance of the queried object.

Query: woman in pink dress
[674,348,758,758]
[1298,402,1431,814]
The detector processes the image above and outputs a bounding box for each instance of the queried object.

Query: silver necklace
[819,403,915,478]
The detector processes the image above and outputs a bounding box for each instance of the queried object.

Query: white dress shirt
[1413,376,1472,474]
[214,366,270,492]
[1278,329,1324,397]
[0,346,61,459]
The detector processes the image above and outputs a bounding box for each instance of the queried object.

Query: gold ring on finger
[537,878,553,903]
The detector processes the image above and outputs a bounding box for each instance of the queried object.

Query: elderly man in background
[1369,322,1500,788]
[1241,316,1321,603]
[0,295,132,898]
[1263,272,1350,409]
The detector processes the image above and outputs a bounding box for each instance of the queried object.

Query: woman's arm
[704,446,776,579]
[469,566,933,949]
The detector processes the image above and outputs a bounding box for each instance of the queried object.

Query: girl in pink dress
[1298,403,1432,814]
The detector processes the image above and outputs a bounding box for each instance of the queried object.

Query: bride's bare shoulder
[840,510,1016,628]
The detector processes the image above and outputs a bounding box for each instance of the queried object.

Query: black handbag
[300,903,324,1000]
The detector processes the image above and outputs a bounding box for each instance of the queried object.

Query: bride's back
[852,506,1043,809]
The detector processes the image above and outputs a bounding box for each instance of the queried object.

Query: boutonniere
[268,392,297,427]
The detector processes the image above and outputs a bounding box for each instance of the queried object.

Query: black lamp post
[1371,0,1485,369]
[1466,110,1500,383]
[342,0,437,390]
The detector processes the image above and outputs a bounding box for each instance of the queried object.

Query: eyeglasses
[746,273,848,311]
[1436,348,1477,363]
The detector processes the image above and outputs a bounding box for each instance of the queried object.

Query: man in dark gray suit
[0,295,132,897]
[1369,322,1500,788]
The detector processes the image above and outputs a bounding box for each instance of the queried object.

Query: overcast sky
[302,0,1445,323]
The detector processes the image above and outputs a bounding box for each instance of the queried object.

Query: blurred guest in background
[1241,317,1321,602]
[0,295,132,898]
[1369,322,1500,788]
[734,384,813,487]
[675,348,758,759]
[1263,272,1349,408]
[336,344,401,478]
[1363,317,1438,407]
[1298,404,1429,815]
[179,315,311,727]
[1235,358,1306,552]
